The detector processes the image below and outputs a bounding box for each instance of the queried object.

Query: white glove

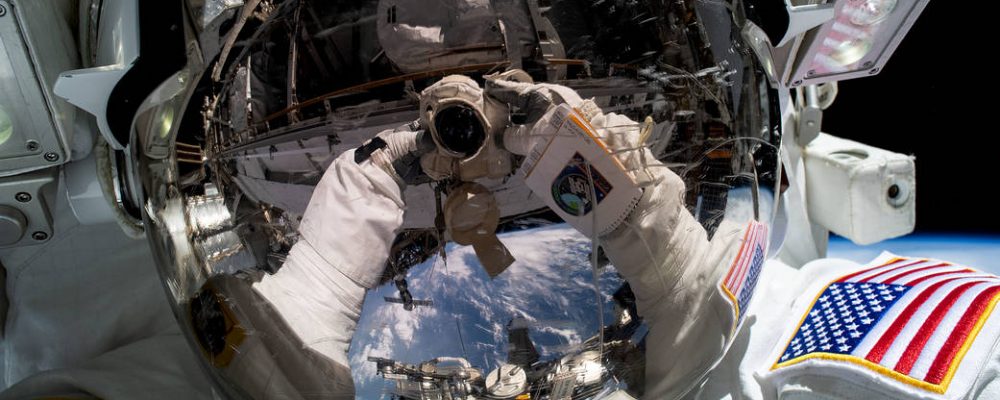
[495,79,748,399]
[484,70,586,125]
[485,70,595,156]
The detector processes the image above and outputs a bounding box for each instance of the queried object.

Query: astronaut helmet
[134,0,784,398]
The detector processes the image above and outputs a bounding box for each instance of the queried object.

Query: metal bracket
[0,168,56,248]
[795,84,822,146]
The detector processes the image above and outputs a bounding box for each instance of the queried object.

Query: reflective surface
[799,0,921,77]
[848,0,898,26]
[140,1,783,399]
[433,105,487,158]
[0,105,11,146]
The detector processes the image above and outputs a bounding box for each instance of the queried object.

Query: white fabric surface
[252,147,406,368]
[376,0,505,72]
[698,254,1000,400]
[803,133,916,245]
[0,197,212,399]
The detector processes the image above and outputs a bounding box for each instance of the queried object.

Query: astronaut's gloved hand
[485,70,590,123]
[251,125,429,370]
[484,70,595,156]
[357,123,435,186]
[500,78,746,399]
[484,71,555,125]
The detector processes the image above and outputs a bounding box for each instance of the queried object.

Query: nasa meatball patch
[771,256,1000,397]
[719,221,768,329]
[521,104,642,236]
[550,152,613,216]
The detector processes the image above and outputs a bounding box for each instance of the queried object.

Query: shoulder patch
[720,221,768,328]
[771,256,1000,396]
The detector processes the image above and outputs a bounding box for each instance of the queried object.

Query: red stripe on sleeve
[836,258,908,283]
[727,224,758,290]
[859,260,927,283]
[924,286,1000,384]
[881,263,951,284]
[865,278,961,364]
[892,281,980,375]
[722,224,755,289]
[905,269,974,287]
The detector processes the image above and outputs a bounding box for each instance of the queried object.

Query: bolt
[32,231,48,241]
[807,69,816,77]
[44,152,59,162]
[15,192,31,203]
[869,68,880,75]
[888,184,900,199]
[26,140,40,152]
[862,61,874,69]
[792,80,803,87]
[0,4,6,17]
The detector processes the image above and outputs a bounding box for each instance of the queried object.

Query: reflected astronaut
[213,68,1000,400]
[233,72,751,399]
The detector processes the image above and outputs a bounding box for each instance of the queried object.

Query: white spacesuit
[227,74,749,399]
[4,1,995,399]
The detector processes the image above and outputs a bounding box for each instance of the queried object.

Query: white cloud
[348,224,624,399]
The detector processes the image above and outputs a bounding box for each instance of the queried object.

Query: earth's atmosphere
[348,227,1000,399]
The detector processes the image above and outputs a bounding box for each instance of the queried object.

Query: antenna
[455,316,469,361]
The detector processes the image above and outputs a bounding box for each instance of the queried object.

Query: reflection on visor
[140,1,784,399]
[434,104,487,158]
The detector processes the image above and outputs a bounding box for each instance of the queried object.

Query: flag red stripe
[924,286,1000,384]
[723,224,756,289]
[881,263,951,284]
[837,258,908,283]
[728,224,758,290]
[892,281,980,375]
[859,260,927,283]
[728,224,762,291]
[905,269,974,287]
[738,224,767,293]
[865,277,963,363]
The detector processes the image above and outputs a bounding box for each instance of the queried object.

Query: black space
[822,1,1000,234]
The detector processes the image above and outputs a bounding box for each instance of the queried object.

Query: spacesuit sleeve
[583,111,744,399]
[249,147,406,370]
[511,97,747,398]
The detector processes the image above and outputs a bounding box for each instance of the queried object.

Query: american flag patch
[720,221,768,326]
[773,257,1000,394]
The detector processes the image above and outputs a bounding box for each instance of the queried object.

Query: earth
[827,234,1000,273]
[348,224,623,399]
[347,227,1000,399]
